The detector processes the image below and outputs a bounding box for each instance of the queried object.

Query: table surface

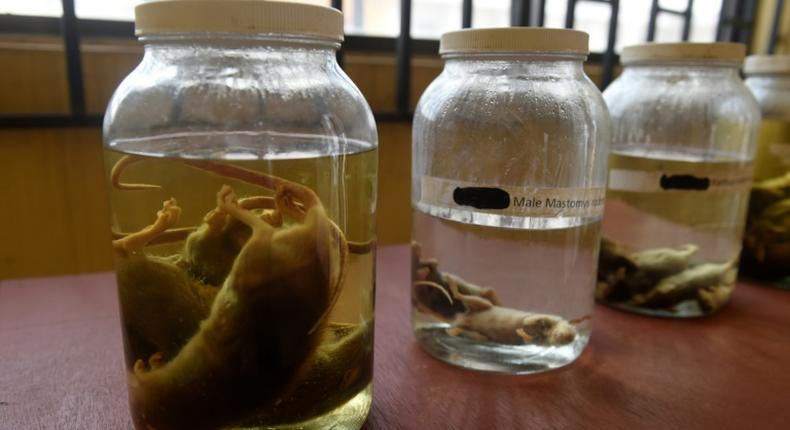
[1,245,789,430]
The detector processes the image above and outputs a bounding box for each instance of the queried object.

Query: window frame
[0,0,761,128]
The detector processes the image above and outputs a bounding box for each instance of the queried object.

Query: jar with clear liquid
[741,55,790,285]
[598,43,759,317]
[411,28,610,374]
[102,2,377,429]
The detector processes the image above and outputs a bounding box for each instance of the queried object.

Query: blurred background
[0,0,788,279]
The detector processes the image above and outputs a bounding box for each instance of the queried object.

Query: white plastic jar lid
[134,0,344,41]
[744,55,790,75]
[620,42,745,65]
[439,27,589,55]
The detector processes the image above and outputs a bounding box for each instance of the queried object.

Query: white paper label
[608,154,753,193]
[419,176,606,218]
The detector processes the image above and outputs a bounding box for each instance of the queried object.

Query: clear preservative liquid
[412,182,603,373]
[409,27,608,374]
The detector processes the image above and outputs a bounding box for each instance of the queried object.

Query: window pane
[344,0,400,37]
[616,0,652,51]
[562,1,613,52]
[472,0,509,29]
[412,0,461,39]
[654,13,684,42]
[75,0,137,21]
[654,0,722,43]
[660,0,692,10]
[543,0,568,29]
[688,0,722,42]
[0,0,62,17]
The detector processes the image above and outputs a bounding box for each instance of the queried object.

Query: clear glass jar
[102,2,377,429]
[411,28,609,374]
[598,43,759,317]
[741,55,790,285]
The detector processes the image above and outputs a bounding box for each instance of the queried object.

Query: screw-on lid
[134,0,344,40]
[744,55,790,75]
[620,42,745,64]
[439,28,589,55]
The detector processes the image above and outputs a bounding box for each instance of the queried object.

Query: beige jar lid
[744,55,790,75]
[620,42,745,64]
[439,28,589,55]
[135,0,344,40]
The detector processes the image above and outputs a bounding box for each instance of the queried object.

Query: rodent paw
[217,185,239,212]
[156,198,181,227]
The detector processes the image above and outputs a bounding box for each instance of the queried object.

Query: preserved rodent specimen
[412,242,581,347]
[110,155,372,430]
[741,172,790,280]
[596,238,736,314]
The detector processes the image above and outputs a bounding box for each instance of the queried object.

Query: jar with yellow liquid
[102,1,377,429]
[598,43,760,317]
[741,55,790,284]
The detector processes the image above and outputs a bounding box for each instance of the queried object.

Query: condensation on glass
[741,55,790,286]
[102,1,377,429]
[411,28,610,374]
[598,43,760,317]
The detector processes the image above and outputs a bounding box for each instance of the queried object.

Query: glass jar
[598,43,759,317]
[741,55,790,285]
[102,1,377,429]
[411,28,609,374]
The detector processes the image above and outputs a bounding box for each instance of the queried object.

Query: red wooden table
[1,245,789,430]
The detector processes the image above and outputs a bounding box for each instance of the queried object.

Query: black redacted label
[452,187,511,209]
[608,153,753,193]
[419,176,605,218]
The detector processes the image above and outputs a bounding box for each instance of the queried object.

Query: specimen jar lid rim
[439,27,589,56]
[621,42,745,65]
[134,0,343,41]
[744,55,790,75]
